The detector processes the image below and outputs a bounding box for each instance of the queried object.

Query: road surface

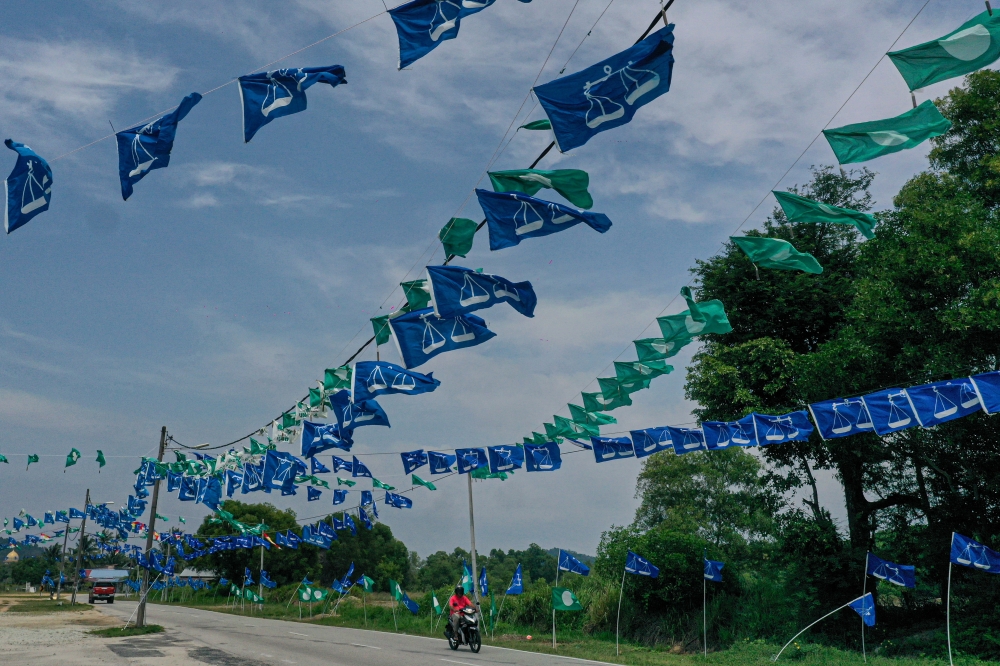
[99,601,604,666]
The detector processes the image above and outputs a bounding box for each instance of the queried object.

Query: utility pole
[467,474,480,606]
[70,489,90,605]
[56,516,71,601]
[137,426,167,628]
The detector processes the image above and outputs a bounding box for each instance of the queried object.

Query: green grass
[6,599,93,613]
[89,625,164,638]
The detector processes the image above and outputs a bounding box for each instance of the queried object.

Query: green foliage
[320,522,412,592]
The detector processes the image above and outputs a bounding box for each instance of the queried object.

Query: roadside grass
[6,598,93,613]
[90,624,164,638]
[138,591,998,666]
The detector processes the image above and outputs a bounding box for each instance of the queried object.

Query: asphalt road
[98,601,604,666]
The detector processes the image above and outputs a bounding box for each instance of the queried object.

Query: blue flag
[533,25,674,152]
[352,361,440,402]
[333,489,348,505]
[332,456,353,473]
[115,92,201,200]
[360,490,373,506]
[428,451,457,474]
[239,66,347,142]
[630,427,674,458]
[507,564,524,595]
[860,389,918,436]
[849,593,876,627]
[704,556,724,582]
[344,514,357,536]
[385,491,413,509]
[426,264,537,319]
[388,0,531,69]
[558,550,590,576]
[244,567,254,585]
[455,448,488,474]
[866,553,916,588]
[904,378,983,428]
[352,456,372,478]
[261,570,277,589]
[359,506,373,530]
[750,411,814,445]
[971,371,1000,414]
[263,451,306,491]
[328,390,391,431]
[242,461,266,494]
[487,445,524,473]
[951,532,1000,573]
[69,508,85,519]
[301,525,331,549]
[668,426,707,454]
[285,531,301,549]
[476,189,612,250]
[389,307,496,369]
[525,442,561,471]
[401,592,420,614]
[479,565,489,596]
[591,436,635,463]
[307,486,322,501]
[4,139,53,234]
[625,551,659,578]
[808,397,875,440]
[301,420,353,458]
[226,470,244,497]
[178,476,198,501]
[311,457,331,474]
[701,415,758,449]
[401,449,428,474]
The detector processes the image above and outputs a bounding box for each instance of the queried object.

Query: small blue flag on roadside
[704,556,724,582]
[239,66,347,142]
[333,489,348,505]
[4,139,53,233]
[352,361,441,402]
[426,264,537,319]
[558,550,590,576]
[849,593,876,627]
[115,92,201,200]
[866,553,916,588]
[401,592,420,614]
[477,189,612,250]
[507,564,524,595]
[533,25,674,152]
[479,565,489,596]
[244,567,254,586]
[951,532,1000,573]
[625,551,659,578]
[260,570,277,589]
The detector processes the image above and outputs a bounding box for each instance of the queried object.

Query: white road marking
[442,659,478,666]
[352,643,382,649]
[288,631,310,637]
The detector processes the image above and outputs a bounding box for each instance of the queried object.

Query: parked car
[88,582,115,604]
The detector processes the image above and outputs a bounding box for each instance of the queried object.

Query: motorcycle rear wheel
[469,630,481,653]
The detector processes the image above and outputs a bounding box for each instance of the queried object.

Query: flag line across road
[98,601,619,666]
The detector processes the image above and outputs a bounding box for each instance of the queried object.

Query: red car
[88,583,115,604]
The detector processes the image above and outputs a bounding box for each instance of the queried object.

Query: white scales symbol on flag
[20,159,51,215]
[261,69,306,117]
[583,60,660,129]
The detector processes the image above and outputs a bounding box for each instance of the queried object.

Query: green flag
[299,586,328,602]
[324,365,352,391]
[309,387,324,408]
[337,477,356,487]
[245,588,264,603]
[361,575,375,592]
[524,431,551,445]
[614,359,673,383]
[657,292,732,342]
[488,169,594,209]
[174,451,188,462]
[231,583,240,596]
[552,587,582,611]
[249,438,269,455]
[371,314,392,346]
[178,517,186,524]
[26,454,39,470]
[583,390,631,412]
[439,217,478,258]
[822,100,951,165]
[297,475,330,489]
[888,11,1000,91]
[412,474,436,491]
[65,448,81,468]
[568,404,616,427]
[471,467,509,480]
[731,236,823,274]
[633,337,691,362]
[461,565,473,594]
[519,119,551,130]
[156,513,169,521]
[95,450,106,469]
[490,592,497,631]
[401,279,432,312]
[0,455,8,464]
[772,190,876,239]
[372,478,395,491]
[543,423,567,443]
[432,590,443,615]
[598,376,650,400]
[553,414,597,438]
[389,579,404,601]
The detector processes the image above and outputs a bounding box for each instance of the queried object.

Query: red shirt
[449,594,472,613]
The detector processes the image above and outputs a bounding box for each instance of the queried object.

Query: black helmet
[455,585,463,596]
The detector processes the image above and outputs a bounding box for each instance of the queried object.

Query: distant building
[4,550,19,563]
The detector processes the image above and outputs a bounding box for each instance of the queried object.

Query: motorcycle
[445,606,482,653]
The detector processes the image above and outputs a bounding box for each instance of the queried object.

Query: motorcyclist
[448,585,474,639]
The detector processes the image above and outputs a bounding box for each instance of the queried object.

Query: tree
[320,522,411,592]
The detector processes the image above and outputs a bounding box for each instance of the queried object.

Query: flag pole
[363,588,368,627]
[616,567,626,656]
[703,574,707,657]
[946,560,954,666]
[861,553,868,663]
[467,473,481,606]
[552,563,559,649]
[773,600,855,661]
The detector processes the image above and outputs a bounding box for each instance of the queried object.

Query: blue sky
[0,0,983,557]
